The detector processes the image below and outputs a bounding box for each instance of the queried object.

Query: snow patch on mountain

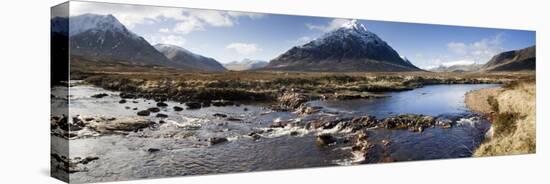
[69,14,140,39]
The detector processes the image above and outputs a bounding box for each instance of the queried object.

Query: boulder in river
[147,148,161,153]
[137,110,150,116]
[296,105,322,115]
[213,113,228,118]
[185,102,202,110]
[208,137,228,145]
[119,93,136,99]
[380,114,435,132]
[173,106,184,111]
[119,99,127,104]
[89,117,155,133]
[349,115,379,131]
[316,134,336,146]
[147,107,160,113]
[156,102,168,107]
[156,113,168,118]
[91,93,108,98]
[277,92,309,111]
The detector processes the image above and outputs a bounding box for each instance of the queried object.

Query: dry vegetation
[469,80,536,156]
[71,58,533,104]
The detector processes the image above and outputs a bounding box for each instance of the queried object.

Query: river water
[56,83,497,183]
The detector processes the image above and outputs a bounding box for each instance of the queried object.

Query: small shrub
[487,95,499,112]
[492,112,520,137]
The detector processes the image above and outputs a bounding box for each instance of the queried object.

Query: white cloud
[226,43,260,55]
[158,28,171,33]
[71,1,265,34]
[446,33,504,63]
[146,34,186,47]
[306,18,352,32]
[70,1,186,28]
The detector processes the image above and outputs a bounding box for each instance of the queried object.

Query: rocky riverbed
[51,82,497,183]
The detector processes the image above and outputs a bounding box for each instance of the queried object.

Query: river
[53,83,498,183]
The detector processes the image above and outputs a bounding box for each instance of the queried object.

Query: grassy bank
[466,80,536,156]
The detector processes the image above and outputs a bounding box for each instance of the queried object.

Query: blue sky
[71,1,535,68]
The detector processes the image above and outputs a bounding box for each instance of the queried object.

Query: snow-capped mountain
[154,44,226,72]
[66,14,173,67]
[52,14,192,69]
[429,63,483,72]
[68,14,138,38]
[265,20,421,72]
[224,59,268,71]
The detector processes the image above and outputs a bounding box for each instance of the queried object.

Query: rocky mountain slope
[154,44,226,72]
[481,46,536,72]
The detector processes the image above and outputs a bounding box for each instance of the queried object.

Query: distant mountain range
[481,46,536,72]
[154,44,226,72]
[224,59,268,71]
[51,14,225,72]
[263,20,421,72]
[52,14,535,73]
[429,63,483,72]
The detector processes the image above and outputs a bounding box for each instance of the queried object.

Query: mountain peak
[340,19,368,32]
[69,13,138,39]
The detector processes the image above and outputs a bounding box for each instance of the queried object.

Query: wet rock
[91,93,108,98]
[51,115,68,131]
[248,132,261,140]
[132,107,138,110]
[119,99,127,104]
[147,107,160,113]
[316,134,336,146]
[90,117,155,133]
[208,137,228,145]
[185,102,201,110]
[297,105,322,115]
[51,153,99,173]
[380,114,435,132]
[137,110,151,116]
[227,117,243,121]
[310,116,346,130]
[436,119,453,128]
[243,107,249,111]
[290,131,299,136]
[213,113,228,118]
[147,148,160,153]
[349,115,378,131]
[156,113,168,118]
[80,156,99,164]
[156,102,168,107]
[173,106,184,111]
[132,100,139,103]
[70,116,87,131]
[351,131,371,162]
[84,117,95,122]
[119,93,136,99]
[269,119,290,128]
[125,106,131,109]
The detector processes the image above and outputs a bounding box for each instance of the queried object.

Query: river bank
[465,80,536,156]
